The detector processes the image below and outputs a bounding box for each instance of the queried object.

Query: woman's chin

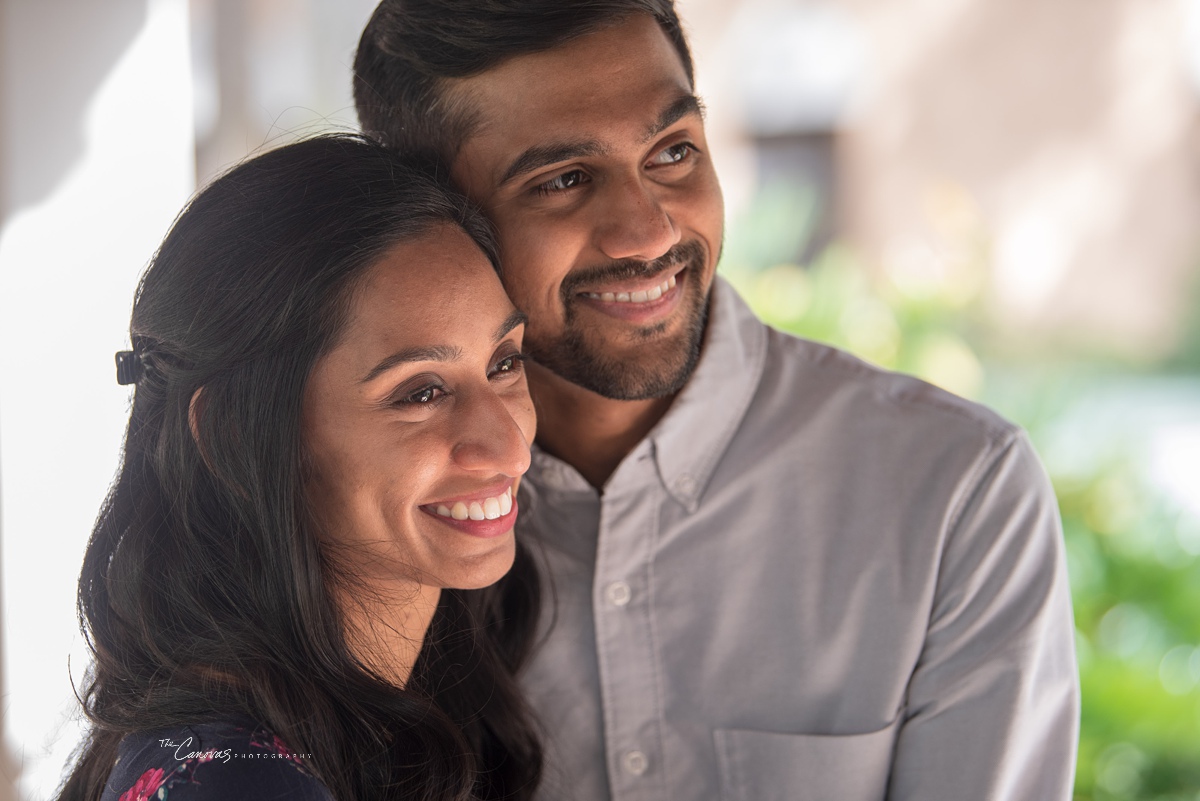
[441,534,518,591]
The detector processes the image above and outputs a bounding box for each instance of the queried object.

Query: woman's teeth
[584,273,676,304]
[434,487,514,521]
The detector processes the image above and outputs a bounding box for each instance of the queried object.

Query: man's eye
[536,170,587,195]
[648,143,693,166]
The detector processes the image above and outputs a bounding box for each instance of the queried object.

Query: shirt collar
[638,276,767,511]
[524,277,768,509]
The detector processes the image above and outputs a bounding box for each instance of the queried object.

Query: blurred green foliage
[721,184,1200,800]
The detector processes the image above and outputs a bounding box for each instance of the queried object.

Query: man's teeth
[434,487,514,521]
[585,274,677,304]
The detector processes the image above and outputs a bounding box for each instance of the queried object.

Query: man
[353,3,1079,799]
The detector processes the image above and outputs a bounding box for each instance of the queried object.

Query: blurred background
[1,0,1197,798]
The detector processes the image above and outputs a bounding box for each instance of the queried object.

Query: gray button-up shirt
[519,278,1079,801]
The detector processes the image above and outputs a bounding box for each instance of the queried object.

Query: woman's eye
[490,353,527,377]
[397,384,445,406]
[648,143,693,167]
[536,170,587,195]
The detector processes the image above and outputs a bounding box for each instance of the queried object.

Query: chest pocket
[714,718,898,801]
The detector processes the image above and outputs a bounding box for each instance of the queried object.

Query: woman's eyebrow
[493,309,528,342]
[358,311,525,384]
[360,344,462,383]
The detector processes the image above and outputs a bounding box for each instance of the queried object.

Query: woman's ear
[188,387,245,495]
[188,387,206,450]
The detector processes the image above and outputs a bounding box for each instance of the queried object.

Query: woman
[57,134,543,801]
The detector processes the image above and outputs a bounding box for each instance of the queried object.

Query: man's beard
[526,240,710,401]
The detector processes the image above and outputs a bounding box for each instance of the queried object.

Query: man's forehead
[447,15,696,180]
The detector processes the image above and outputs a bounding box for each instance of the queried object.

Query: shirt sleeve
[888,430,1080,800]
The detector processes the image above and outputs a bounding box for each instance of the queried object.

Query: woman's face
[302,224,535,591]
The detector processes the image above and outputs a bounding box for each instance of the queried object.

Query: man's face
[450,14,724,400]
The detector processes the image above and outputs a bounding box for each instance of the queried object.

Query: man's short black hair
[353,0,694,164]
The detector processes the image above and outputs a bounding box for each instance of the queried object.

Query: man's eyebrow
[360,344,462,384]
[495,94,703,187]
[499,140,609,187]
[493,309,528,341]
[643,94,705,142]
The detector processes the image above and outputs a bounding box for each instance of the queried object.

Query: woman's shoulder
[102,720,333,801]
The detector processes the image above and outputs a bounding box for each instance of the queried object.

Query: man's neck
[529,362,675,490]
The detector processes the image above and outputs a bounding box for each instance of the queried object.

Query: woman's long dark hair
[57,134,542,801]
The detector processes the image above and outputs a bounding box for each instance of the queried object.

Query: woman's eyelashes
[391,376,449,408]
[489,351,527,379]
[535,169,587,196]
[387,352,526,409]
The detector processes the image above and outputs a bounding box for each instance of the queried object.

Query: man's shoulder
[706,281,1014,447]
[753,323,1017,446]
[707,322,1055,552]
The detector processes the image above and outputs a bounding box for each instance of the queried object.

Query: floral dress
[102,721,334,801]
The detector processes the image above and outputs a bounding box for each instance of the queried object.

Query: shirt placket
[593,460,666,801]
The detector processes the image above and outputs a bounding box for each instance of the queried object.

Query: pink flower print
[271,735,300,763]
[119,767,165,801]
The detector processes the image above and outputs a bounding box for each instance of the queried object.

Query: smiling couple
[60,2,1079,801]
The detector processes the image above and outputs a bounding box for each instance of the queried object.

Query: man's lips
[576,266,682,304]
[573,266,687,322]
[559,240,705,302]
[561,240,706,323]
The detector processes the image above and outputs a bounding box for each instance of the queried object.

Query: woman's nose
[450,387,532,478]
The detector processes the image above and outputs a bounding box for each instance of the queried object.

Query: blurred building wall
[687,0,1200,361]
[839,0,1200,359]
[189,0,378,186]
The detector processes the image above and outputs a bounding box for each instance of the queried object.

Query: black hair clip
[115,350,144,385]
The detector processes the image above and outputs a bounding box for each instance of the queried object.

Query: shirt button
[622,750,648,776]
[606,581,632,607]
[675,473,697,495]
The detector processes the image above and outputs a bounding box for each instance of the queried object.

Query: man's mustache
[559,240,706,302]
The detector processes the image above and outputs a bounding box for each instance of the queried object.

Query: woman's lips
[431,485,514,521]
[420,485,518,539]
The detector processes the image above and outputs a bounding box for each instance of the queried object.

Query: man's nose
[593,175,681,263]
